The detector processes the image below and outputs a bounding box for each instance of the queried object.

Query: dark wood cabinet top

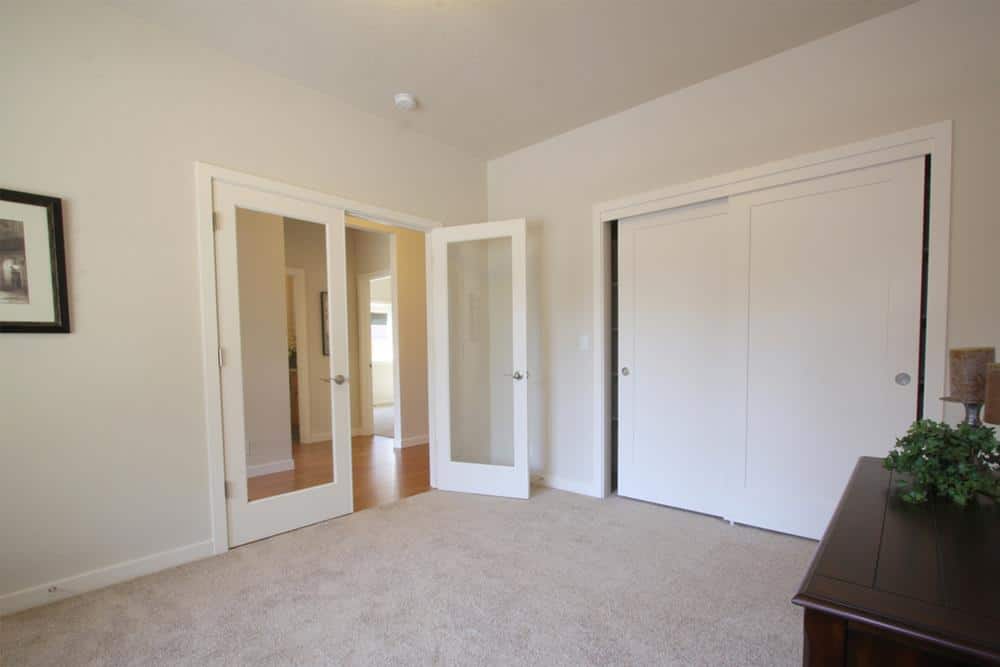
[793,457,1000,664]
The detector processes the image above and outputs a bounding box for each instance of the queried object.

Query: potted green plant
[884,420,1000,505]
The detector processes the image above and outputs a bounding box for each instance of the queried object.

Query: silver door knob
[333,374,347,385]
[894,372,911,386]
[621,367,630,376]
[511,371,524,381]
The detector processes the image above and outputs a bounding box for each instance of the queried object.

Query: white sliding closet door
[617,201,748,518]
[617,157,925,539]
[731,157,925,539]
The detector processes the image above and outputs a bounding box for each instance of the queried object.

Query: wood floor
[246,435,430,511]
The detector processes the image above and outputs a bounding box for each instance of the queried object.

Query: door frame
[591,121,954,499]
[285,267,312,445]
[195,162,441,554]
[355,266,401,447]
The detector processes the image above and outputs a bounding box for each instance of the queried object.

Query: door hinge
[212,211,220,231]
[218,347,224,368]
[224,480,232,499]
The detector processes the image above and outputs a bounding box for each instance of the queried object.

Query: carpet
[0,488,816,665]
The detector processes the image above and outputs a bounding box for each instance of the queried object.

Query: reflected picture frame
[320,290,329,356]
[0,188,70,333]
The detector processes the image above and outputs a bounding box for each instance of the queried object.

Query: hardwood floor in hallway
[246,435,430,511]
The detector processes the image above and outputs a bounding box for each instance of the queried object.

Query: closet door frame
[591,121,953,499]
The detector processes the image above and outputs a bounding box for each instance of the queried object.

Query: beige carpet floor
[0,488,816,666]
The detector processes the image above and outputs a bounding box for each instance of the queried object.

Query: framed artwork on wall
[0,188,70,333]
[320,290,329,356]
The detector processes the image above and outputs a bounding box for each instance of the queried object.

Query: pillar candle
[946,347,995,403]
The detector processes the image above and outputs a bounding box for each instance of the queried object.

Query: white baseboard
[534,473,598,497]
[0,540,214,616]
[246,458,294,477]
[351,427,369,437]
[399,434,428,448]
[303,431,331,443]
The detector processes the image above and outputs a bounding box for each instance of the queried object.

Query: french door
[214,181,353,546]
[430,219,530,499]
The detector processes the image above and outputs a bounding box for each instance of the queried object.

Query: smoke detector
[394,92,417,111]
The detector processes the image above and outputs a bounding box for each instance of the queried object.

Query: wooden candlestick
[984,363,1000,425]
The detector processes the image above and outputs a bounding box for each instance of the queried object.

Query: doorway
[198,163,532,553]
[362,273,396,439]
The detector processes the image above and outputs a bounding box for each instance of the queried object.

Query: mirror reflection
[235,209,334,501]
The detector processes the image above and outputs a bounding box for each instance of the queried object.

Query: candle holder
[960,402,984,427]
[941,347,995,427]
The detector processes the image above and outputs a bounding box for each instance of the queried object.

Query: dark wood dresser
[793,457,999,666]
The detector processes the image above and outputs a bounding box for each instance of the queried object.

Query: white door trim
[590,121,953,499]
[196,163,442,554]
[286,267,312,445]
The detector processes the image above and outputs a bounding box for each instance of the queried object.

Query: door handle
[321,375,349,385]
[621,367,630,376]
[504,371,527,380]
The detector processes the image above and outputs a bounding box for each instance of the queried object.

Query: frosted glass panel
[448,237,514,466]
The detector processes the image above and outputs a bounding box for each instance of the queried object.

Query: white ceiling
[111,0,915,158]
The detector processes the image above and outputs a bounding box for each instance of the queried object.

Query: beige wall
[0,0,484,603]
[345,216,430,444]
[346,227,391,428]
[282,219,331,441]
[236,210,293,471]
[487,0,1000,492]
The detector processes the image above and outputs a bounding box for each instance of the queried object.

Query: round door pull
[333,374,347,385]
[512,371,524,381]
[621,367,630,376]
[894,372,911,386]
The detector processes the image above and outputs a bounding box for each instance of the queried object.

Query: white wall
[371,362,395,406]
[0,0,484,608]
[282,218,331,442]
[487,0,1000,493]
[236,210,293,472]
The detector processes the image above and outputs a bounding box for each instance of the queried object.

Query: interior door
[617,201,748,518]
[731,157,925,539]
[430,219,529,498]
[214,181,353,546]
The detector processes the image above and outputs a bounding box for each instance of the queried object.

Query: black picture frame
[320,290,329,356]
[0,188,70,333]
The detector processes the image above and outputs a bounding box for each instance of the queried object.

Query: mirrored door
[214,182,353,546]
[430,219,529,498]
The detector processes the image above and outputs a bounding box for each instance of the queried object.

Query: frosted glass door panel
[447,237,514,466]
[430,219,528,499]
